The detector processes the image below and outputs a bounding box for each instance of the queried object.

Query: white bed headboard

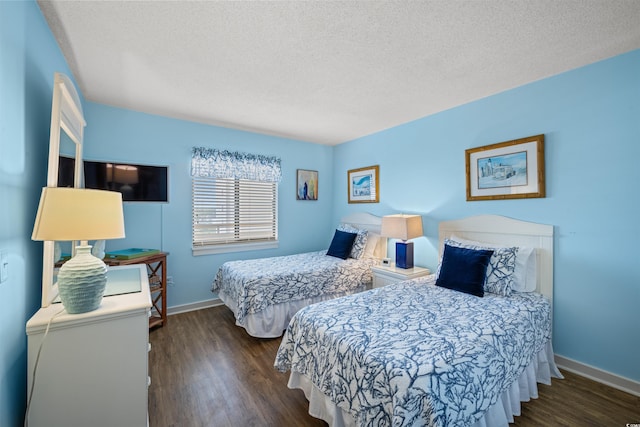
[439,215,554,304]
[340,212,387,259]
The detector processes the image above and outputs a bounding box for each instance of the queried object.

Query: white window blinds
[191,148,280,254]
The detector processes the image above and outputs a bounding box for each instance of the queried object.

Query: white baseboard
[555,354,640,397]
[167,298,223,316]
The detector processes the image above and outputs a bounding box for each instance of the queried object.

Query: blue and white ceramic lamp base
[57,245,107,314]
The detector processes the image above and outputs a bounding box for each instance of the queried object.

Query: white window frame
[192,177,278,256]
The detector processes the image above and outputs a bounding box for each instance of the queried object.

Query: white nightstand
[371,263,431,288]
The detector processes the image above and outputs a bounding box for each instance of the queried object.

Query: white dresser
[26,265,152,427]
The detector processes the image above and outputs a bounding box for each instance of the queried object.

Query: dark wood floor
[148,306,640,427]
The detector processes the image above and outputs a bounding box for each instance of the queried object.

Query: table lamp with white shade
[381,214,423,269]
[114,164,139,192]
[32,187,125,314]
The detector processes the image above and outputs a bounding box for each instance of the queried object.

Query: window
[192,177,278,254]
[191,147,281,255]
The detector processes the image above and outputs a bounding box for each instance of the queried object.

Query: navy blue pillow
[327,229,357,260]
[436,244,494,297]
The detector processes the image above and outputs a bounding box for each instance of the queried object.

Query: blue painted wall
[333,49,640,382]
[0,1,79,425]
[82,103,334,308]
[2,3,637,424]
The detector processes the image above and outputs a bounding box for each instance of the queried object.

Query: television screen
[58,156,169,202]
[84,160,169,202]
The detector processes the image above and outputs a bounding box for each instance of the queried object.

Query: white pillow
[515,247,537,292]
[362,232,381,259]
[450,235,537,292]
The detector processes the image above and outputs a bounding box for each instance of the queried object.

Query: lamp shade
[114,165,139,185]
[380,214,423,241]
[32,187,125,241]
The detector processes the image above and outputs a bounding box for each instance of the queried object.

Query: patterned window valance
[191,147,282,183]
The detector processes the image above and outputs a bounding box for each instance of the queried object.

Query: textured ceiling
[38,1,640,145]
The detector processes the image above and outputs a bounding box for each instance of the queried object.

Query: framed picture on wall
[465,134,545,201]
[348,165,379,203]
[296,169,318,200]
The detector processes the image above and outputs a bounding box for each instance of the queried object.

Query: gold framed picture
[347,165,379,203]
[466,134,545,201]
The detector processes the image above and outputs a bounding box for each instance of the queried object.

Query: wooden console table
[105,252,168,328]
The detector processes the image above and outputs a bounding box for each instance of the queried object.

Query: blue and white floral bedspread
[213,251,376,323]
[274,276,552,427]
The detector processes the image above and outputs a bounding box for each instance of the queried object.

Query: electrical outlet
[0,251,8,283]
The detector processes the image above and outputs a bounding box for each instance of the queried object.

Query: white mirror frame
[41,72,86,307]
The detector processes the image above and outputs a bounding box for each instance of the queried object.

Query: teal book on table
[105,248,160,260]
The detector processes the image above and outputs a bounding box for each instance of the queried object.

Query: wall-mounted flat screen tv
[58,156,169,202]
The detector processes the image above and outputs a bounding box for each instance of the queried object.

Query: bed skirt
[287,340,563,426]
[218,284,368,338]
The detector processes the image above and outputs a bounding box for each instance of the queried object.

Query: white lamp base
[57,245,107,314]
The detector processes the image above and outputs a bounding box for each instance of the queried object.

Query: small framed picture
[465,134,545,201]
[348,165,379,204]
[296,169,318,200]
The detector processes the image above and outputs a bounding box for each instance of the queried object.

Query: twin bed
[215,214,562,426]
[213,213,387,338]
